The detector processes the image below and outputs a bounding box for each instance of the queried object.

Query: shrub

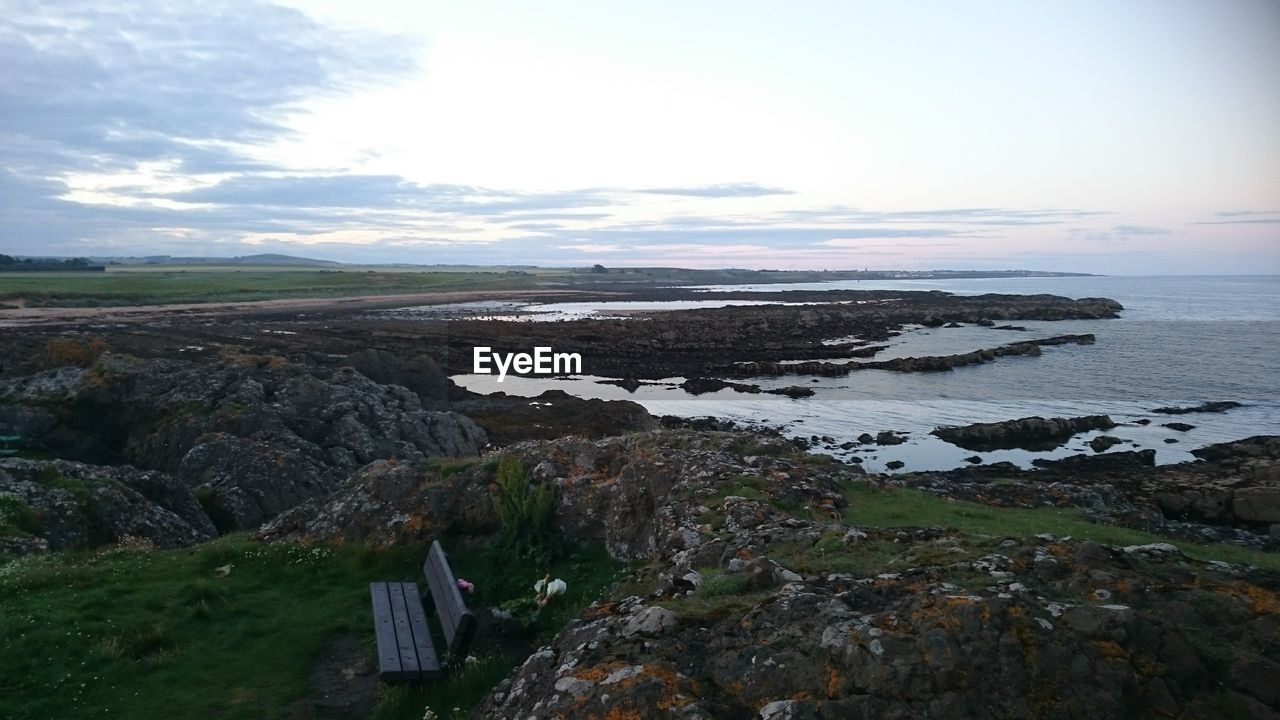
[491,456,558,564]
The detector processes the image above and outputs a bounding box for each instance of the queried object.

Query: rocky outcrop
[459,431,1280,720]
[715,335,1095,378]
[0,353,487,530]
[1152,401,1243,415]
[932,415,1116,451]
[0,458,215,552]
[339,348,451,405]
[452,390,654,446]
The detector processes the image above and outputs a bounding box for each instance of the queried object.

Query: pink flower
[456,578,475,594]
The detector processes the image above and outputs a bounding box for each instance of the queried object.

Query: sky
[1,0,1277,273]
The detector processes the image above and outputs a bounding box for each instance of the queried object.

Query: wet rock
[933,415,1116,451]
[1163,422,1195,432]
[886,460,905,470]
[1152,401,1242,415]
[1089,435,1124,453]
[875,431,907,445]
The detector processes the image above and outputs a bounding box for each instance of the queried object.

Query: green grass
[0,269,540,307]
[0,494,42,537]
[842,481,1280,570]
[0,536,623,720]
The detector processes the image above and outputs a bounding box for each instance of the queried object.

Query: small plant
[490,456,559,563]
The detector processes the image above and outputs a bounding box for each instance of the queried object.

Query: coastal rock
[1152,401,1242,415]
[932,415,1116,451]
[1089,435,1124,453]
[0,353,487,531]
[0,458,216,551]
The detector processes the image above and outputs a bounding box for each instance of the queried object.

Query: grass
[0,269,540,307]
[0,494,42,537]
[0,535,623,720]
[842,481,1280,570]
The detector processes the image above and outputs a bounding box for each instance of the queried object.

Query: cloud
[1110,225,1171,236]
[1191,210,1280,225]
[635,183,792,198]
[0,1,417,173]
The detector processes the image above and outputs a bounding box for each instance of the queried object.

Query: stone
[621,607,678,638]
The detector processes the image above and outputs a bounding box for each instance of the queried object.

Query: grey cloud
[0,1,417,174]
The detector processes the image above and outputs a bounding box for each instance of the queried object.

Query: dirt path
[0,289,595,327]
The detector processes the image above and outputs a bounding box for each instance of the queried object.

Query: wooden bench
[370,540,476,682]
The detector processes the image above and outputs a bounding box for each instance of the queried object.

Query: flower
[455,577,475,594]
[546,578,567,597]
[533,576,548,595]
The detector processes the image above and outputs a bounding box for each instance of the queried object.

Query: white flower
[534,577,547,595]
[546,578,567,597]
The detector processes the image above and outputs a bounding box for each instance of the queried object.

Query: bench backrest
[422,540,475,659]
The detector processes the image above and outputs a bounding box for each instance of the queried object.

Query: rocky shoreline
[2,287,1277,718]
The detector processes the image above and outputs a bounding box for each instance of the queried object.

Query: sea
[450,276,1280,473]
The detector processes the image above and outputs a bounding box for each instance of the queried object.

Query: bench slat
[401,583,443,679]
[423,540,475,659]
[388,582,423,679]
[370,583,405,680]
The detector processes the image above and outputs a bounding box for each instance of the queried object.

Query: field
[0,268,546,308]
[0,536,623,720]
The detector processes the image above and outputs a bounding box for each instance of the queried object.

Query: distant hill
[92,254,342,267]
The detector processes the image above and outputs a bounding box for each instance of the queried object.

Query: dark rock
[1033,449,1157,471]
[886,460,905,470]
[857,433,874,444]
[875,431,907,446]
[965,456,983,464]
[933,415,1116,451]
[766,385,815,399]
[1164,438,1179,444]
[1089,435,1124,453]
[0,458,216,551]
[992,324,1028,331]
[339,348,450,404]
[1163,422,1195,432]
[1152,401,1242,415]
[0,354,488,531]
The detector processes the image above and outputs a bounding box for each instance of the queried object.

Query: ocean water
[452,276,1280,473]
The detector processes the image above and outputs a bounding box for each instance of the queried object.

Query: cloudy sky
[1,0,1277,273]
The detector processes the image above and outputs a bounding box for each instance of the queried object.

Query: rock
[0,458,215,550]
[886,460,905,470]
[339,348,450,404]
[1152,401,1242,415]
[766,385,815,399]
[1163,422,1195,432]
[1232,488,1280,524]
[857,433,874,444]
[965,456,983,464]
[1089,435,1124,453]
[1164,438,1179,444]
[933,415,1116,452]
[1033,449,1156,471]
[0,354,488,531]
[875,431,907,446]
[621,606,679,638]
[743,558,781,590]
